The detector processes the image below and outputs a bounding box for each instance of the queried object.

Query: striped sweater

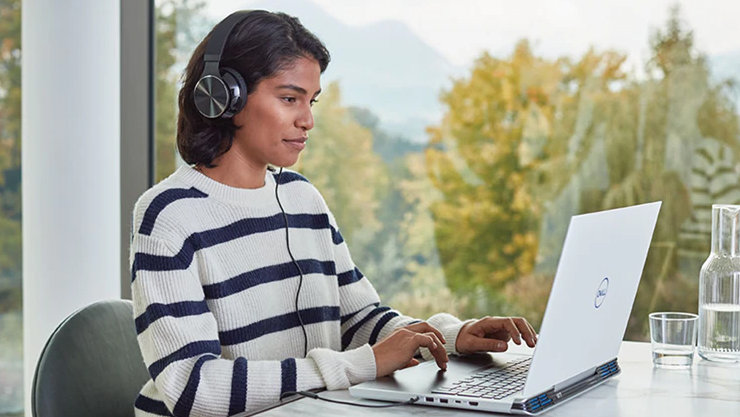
[130,166,467,417]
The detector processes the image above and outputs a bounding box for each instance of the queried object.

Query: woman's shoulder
[271,168,320,195]
[271,168,310,186]
[134,168,201,211]
[131,167,208,239]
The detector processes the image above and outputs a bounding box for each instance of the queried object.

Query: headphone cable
[280,391,420,408]
[275,167,309,358]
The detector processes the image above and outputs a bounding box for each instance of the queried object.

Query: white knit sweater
[130,166,466,417]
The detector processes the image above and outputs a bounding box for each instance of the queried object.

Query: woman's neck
[195,151,268,189]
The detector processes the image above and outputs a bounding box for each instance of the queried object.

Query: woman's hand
[456,316,538,355]
[372,322,449,377]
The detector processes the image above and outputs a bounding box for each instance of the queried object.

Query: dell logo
[594,277,609,308]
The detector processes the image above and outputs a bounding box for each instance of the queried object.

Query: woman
[131,10,536,417]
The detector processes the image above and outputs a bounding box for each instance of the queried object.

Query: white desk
[253,342,740,416]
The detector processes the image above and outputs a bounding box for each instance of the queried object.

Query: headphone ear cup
[193,74,230,119]
[220,67,248,118]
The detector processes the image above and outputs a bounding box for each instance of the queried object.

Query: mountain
[235,0,461,142]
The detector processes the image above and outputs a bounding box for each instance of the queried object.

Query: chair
[32,299,150,417]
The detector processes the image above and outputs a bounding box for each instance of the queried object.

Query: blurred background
[2,0,739,415]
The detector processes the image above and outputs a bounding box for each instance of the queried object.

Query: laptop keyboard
[431,357,531,400]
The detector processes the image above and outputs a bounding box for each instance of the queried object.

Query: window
[0,0,23,415]
[154,1,740,341]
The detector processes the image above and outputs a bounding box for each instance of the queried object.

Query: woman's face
[231,56,322,169]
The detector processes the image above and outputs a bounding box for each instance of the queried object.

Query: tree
[293,83,389,274]
[426,41,566,295]
[154,0,209,182]
[0,0,22,312]
[425,7,740,339]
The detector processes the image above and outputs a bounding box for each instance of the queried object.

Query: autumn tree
[425,7,739,339]
[0,0,21,312]
[426,41,564,296]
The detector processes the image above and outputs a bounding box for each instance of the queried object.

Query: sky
[209,0,740,71]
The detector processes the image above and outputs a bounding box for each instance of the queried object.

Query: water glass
[649,312,698,369]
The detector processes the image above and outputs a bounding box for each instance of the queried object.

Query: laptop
[349,201,662,414]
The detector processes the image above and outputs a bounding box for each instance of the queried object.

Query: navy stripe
[139,187,208,236]
[173,355,217,417]
[219,306,340,346]
[131,213,334,282]
[273,171,309,185]
[229,357,248,416]
[337,267,364,286]
[341,302,380,325]
[135,300,210,334]
[341,306,390,350]
[134,394,173,416]
[148,340,221,380]
[281,358,297,395]
[369,311,400,345]
[202,259,336,300]
[131,247,193,282]
[331,227,344,244]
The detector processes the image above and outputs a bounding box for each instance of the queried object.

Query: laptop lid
[523,201,661,396]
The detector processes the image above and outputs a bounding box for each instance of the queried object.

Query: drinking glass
[649,312,698,369]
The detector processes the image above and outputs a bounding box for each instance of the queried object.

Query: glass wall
[0,0,22,415]
[154,0,740,341]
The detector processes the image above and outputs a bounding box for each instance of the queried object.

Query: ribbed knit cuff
[307,344,376,390]
[419,313,475,360]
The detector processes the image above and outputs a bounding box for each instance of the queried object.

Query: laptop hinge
[553,365,598,392]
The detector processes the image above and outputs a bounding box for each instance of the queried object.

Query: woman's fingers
[373,327,451,377]
[413,332,448,370]
[513,317,537,347]
[467,317,538,350]
[405,322,446,344]
[463,335,509,353]
[403,358,420,368]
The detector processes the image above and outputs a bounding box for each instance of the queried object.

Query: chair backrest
[32,299,150,417]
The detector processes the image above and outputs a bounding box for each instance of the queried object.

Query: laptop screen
[523,202,661,396]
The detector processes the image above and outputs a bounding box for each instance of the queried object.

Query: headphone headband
[203,11,251,65]
[194,11,251,119]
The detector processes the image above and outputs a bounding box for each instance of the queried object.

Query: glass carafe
[697,204,740,362]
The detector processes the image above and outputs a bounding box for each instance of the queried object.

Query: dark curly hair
[177,10,330,167]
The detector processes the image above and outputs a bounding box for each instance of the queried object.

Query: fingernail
[433,342,437,349]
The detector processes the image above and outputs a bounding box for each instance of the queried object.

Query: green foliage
[154,0,209,182]
[0,0,21,185]
[426,41,563,293]
[294,83,388,264]
[427,9,739,340]
[349,106,425,163]
[0,0,21,310]
[145,4,739,339]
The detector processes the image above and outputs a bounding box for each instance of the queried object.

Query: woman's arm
[131,233,376,416]
[323,204,470,367]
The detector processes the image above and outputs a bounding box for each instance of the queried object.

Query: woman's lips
[283,137,307,151]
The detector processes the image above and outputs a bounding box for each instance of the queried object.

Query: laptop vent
[596,360,619,377]
[514,358,620,414]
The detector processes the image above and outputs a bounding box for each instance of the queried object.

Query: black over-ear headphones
[193,11,250,119]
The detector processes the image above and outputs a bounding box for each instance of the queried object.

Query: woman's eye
[310,99,319,107]
[282,97,296,103]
